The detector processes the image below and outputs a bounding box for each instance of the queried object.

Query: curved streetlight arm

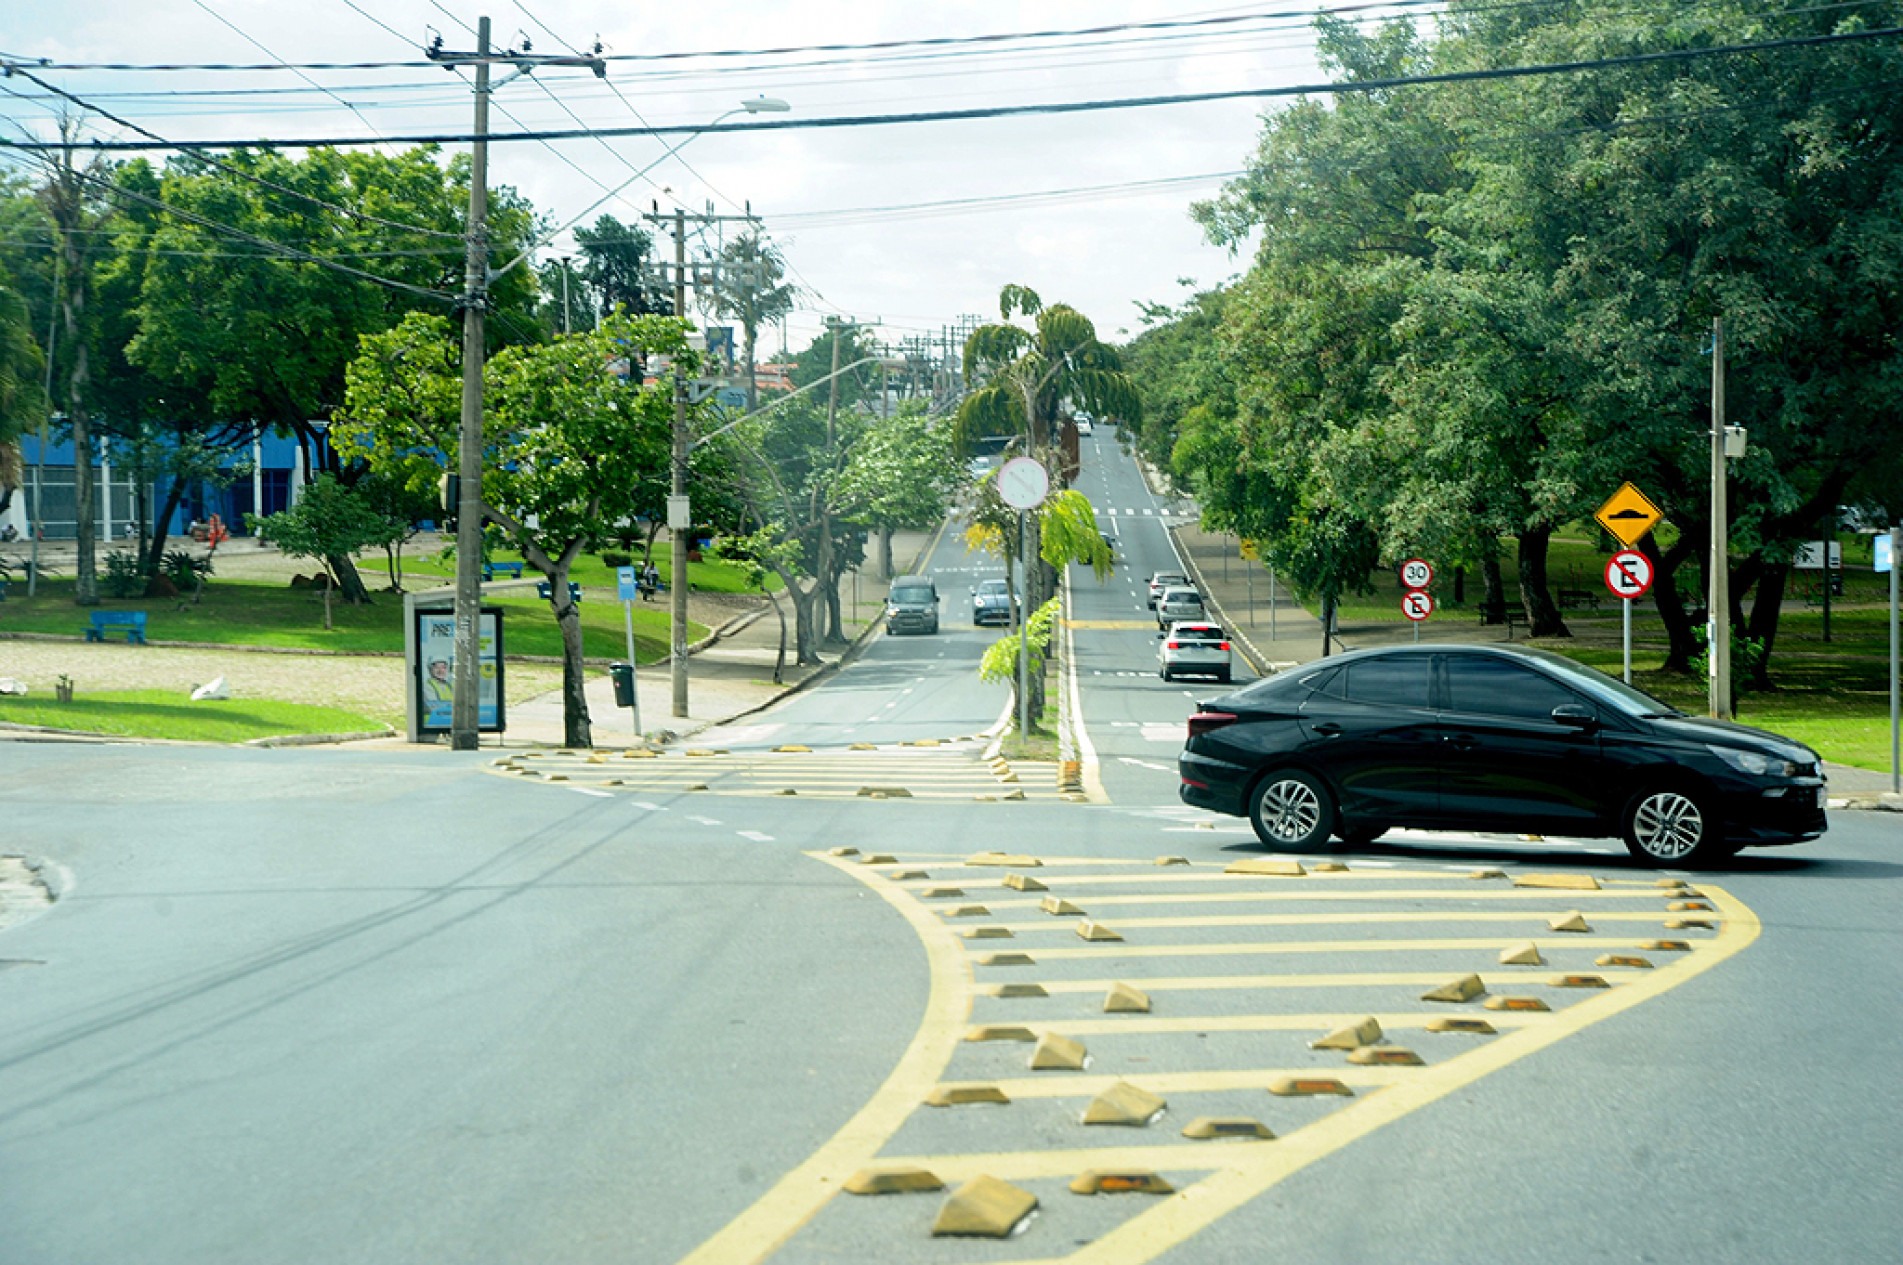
[690,354,901,452]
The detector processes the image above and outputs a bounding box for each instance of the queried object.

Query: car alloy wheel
[1622,789,1713,865]
[1248,770,1335,850]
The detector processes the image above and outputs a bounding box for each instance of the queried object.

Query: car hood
[1647,714,1817,763]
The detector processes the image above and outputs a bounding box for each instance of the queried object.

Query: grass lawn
[0,578,705,662]
[396,549,781,594]
[0,690,387,743]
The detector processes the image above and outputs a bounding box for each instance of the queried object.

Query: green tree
[249,473,401,631]
[574,215,665,319]
[834,402,957,578]
[704,230,798,410]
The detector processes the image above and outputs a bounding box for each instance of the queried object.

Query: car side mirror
[969,587,976,595]
[1551,704,1598,730]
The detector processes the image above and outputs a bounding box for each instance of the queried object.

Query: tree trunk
[1321,592,1336,656]
[1516,525,1569,638]
[1480,549,1507,624]
[1642,531,1700,672]
[1744,560,1789,690]
[143,477,188,591]
[878,527,894,580]
[321,570,334,631]
[769,588,787,685]
[549,560,592,748]
[326,553,372,604]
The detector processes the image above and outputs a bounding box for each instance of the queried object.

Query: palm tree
[705,231,798,411]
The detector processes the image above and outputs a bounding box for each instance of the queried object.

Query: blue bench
[482,561,525,580]
[537,580,583,604]
[86,610,148,644]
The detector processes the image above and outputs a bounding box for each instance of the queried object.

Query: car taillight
[1187,711,1238,738]
[1219,641,1231,651]
[1166,641,1180,650]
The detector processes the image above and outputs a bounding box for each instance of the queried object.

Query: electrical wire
[189,0,394,143]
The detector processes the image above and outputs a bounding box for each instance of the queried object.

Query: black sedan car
[1178,644,1826,866]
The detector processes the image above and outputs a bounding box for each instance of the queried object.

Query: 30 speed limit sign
[1604,549,1654,600]
[1399,557,1434,590]
[1401,590,1435,621]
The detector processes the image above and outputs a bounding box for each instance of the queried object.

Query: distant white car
[1159,622,1232,683]
[1074,414,1094,435]
[1155,585,1206,629]
[1146,571,1189,608]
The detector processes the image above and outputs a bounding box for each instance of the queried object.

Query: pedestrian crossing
[486,739,1062,801]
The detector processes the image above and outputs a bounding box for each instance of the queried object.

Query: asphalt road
[3,431,1901,1264]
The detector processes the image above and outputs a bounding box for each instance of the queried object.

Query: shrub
[600,549,632,568]
[162,549,212,591]
[102,550,147,598]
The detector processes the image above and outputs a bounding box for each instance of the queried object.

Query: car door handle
[1310,722,1342,737]
[1444,734,1478,752]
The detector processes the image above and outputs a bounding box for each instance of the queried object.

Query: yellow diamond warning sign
[1595,482,1665,547]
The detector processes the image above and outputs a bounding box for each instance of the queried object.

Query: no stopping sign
[1604,550,1654,600]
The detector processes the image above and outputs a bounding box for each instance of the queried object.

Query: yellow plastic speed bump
[1225,858,1307,877]
[585,754,606,765]
[773,744,812,753]
[1665,917,1714,930]
[844,1167,943,1196]
[1104,982,1152,1013]
[828,846,860,857]
[1596,954,1653,969]
[989,983,1049,999]
[888,869,929,881]
[1311,861,1350,872]
[544,773,569,782]
[930,1175,1038,1239]
[1674,887,1706,898]
[1468,868,1506,880]
[1421,973,1486,1003]
[773,788,797,796]
[925,1084,1011,1107]
[860,854,897,865]
[1483,996,1550,1012]
[1513,872,1601,890]
[1060,793,1090,803]
[684,783,709,792]
[1029,1033,1091,1071]
[981,952,1036,966]
[1666,900,1713,912]
[1081,1081,1166,1126]
[849,742,877,751]
[1499,942,1545,966]
[1002,873,1048,892]
[963,926,1013,940]
[1426,1017,1497,1034]
[968,853,1041,867]
[622,748,657,758]
[1001,789,1027,801]
[1310,1017,1383,1051]
[1552,974,1611,989]
[1641,939,1692,952]
[1076,921,1124,942]
[685,748,720,757]
[1548,911,1593,933]
[1269,1076,1353,1097]
[856,786,912,798]
[1155,856,1191,866]
[1183,1117,1275,1141]
[1654,878,1690,889]
[965,1026,1037,1043]
[1348,1045,1424,1066]
[1069,1170,1175,1196]
[1040,897,1086,916]
[910,738,942,747]
[946,905,992,918]
[922,886,965,899]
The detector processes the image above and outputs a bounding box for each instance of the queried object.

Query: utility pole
[1709,316,1731,720]
[559,255,572,336]
[28,250,61,597]
[430,19,605,749]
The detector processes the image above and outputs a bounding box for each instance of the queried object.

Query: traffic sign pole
[1623,596,1633,685]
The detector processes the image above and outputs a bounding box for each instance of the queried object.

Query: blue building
[2,426,333,542]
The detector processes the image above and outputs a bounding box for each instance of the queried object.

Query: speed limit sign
[1399,557,1434,590]
[1604,549,1654,600]
[1401,590,1434,621]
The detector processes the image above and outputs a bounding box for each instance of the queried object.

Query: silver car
[1155,585,1206,629]
[1159,622,1233,683]
[1146,571,1189,608]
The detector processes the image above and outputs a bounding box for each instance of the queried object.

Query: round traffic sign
[1604,549,1654,600]
[1399,557,1434,590]
[1401,590,1434,622]
[997,456,1050,510]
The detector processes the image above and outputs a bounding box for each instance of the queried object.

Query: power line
[188,0,394,143]
[9,24,1894,153]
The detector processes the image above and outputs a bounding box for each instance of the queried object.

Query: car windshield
[890,586,932,604]
[977,580,1008,596]
[1511,647,1683,717]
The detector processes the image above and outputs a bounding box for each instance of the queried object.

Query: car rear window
[1173,626,1224,642]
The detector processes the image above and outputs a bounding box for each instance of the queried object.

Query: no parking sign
[1604,550,1654,600]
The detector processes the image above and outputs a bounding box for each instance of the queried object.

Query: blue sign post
[616,566,642,741]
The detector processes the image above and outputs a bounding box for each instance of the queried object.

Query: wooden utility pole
[1709,317,1731,720]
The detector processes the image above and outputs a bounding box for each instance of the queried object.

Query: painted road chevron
[486,740,1059,801]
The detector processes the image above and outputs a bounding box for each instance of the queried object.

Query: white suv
[1146,571,1189,608]
[1159,622,1232,683]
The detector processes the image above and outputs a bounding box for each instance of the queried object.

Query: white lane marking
[569,787,613,799]
[629,802,661,811]
[688,815,723,825]
[737,830,774,842]
[1117,756,1175,771]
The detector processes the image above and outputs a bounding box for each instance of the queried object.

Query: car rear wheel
[1621,788,1721,865]
[1217,668,1232,683]
[1159,667,1173,681]
[1248,770,1335,850]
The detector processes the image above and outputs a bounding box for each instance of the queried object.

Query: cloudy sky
[0,2,1375,353]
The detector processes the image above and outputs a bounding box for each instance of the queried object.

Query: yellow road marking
[876,1141,1275,1182]
[972,935,1697,962]
[970,885,1760,1265]
[936,1067,1413,1100]
[1019,969,1642,995]
[955,1012,1553,1037]
[983,887,1705,909]
[982,910,1706,932]
[908,866,1497,887]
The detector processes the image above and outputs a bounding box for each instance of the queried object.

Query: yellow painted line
[983,887,1697,910]
[981,910,1705,933]
[922,866,1501,887]
[677,855,971,1265]
[874,1141,1271,1182]
[936,1067,1412,1100]
[966,884,1761,1265]
[1020,969,1643,995]
[975,935,1697,963]
[959,1012,1552,1037]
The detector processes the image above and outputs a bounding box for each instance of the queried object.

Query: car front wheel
[1248,769,1335,850]
[1622,788,1721,866]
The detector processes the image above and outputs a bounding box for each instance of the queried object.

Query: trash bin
[609,662,636,709]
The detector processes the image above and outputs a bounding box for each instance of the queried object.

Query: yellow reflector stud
[1348,1045,1424,1066]
[1421,973,1486,1003]
[922,887,965,899]
[1103,982,1151,1014]
[1182,1117,1275,1141]
[1468,869,1506,880]
[1426,1017,1497,1034]
[1667,900,1713,912]
[860,854,897,865]
[1002,873,1047,892]
[1641,940,1692,952]
[1548,911,1593,933]
[1310,1017,1383,1051]
[1069,1170,1175,1196]
[1665,918,1714,930]
[989,983,1049,999]
[965,1026,1037,1043]
[931,1175,1038,1239]
[963,926,1013,940]
[856,787,913,798]
[1498,941,1545,966]
[1076,921,1124,942]
[1269,1076,1354,1097]
[1552,974,1611,988]
[1225,858,1306,877]
[1483,996,1550,1012]
[1082,1081,1167,1126]
[1041,897,1086,916]
[1595,954,1653,969]
[945,906,991,918]
[1029,1033,1091,1071]
[888,870,928,881]
[1155,856,1191,867]
[925,1085,1010,1107]
[844,1167,943,1196]
[980,953,1036,966]
[773,744,811,753]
